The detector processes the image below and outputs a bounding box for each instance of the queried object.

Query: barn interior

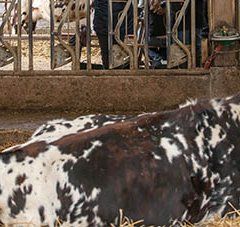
[0,1,240,226]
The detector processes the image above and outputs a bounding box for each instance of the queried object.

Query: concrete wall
[0,67,238,113]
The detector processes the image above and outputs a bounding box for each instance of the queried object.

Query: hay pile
[110,209,148,227]
[113,208,240,227]
[24,40,51,59]
[190,203,240,227]
[0,130,31,152]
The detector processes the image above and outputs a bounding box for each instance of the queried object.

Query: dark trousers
[96,33,109,69]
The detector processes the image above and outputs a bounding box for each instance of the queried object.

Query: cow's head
[11,10,38,34]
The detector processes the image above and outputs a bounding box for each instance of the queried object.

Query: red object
[204,45,223,69]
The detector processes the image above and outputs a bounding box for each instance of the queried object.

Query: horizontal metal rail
[2,34,99,40]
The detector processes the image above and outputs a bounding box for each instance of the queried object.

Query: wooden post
[209,0,237,66]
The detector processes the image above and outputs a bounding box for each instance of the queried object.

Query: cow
[10,0,94,34]
[1,94,240,226]
[30,114,129,142]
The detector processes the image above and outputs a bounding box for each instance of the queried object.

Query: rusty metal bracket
[166,0,195,69]
[110,0,149,70]
[50,0,76,70]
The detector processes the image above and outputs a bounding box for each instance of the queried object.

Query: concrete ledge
[0,69,211,112]
[211,67,240,97]
[0,67,239,112]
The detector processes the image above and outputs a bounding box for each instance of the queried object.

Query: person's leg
[96,33,109,69]
[93,0,108,68]
[148,47,167,69]
[148,10,167,68]
[196,28,202,67]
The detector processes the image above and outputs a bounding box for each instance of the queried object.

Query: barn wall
[0,68,238,113]
[209,0,236,29]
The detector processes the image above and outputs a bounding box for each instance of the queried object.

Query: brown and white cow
[10,0,94,34]
[1,94,240,226]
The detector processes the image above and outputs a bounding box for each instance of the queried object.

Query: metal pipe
[3,33,85,40]
[191,0,196,68]
[238,0,240,65]
[28,0,33,70]
[57,0,76,70]
[75,0,80,70]
[172,0,192,68]
[108,0,113,69]
[86,0,91,70]
[114,0,134,69]
[133,0,138,69]
[238,0,240,32]
[166,0,171,68]
[17,0,21,71]
[183,13,185,44]
[208,0,213,32]
[144,0,149,69]
[50,0,55,70]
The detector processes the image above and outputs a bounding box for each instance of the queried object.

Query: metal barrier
[166,0,195,69]
[0,0,208,71]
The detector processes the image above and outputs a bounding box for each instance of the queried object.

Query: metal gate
[0,0,217,71]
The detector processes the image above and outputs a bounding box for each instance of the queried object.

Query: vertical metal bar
[108,0,113,69]
[125,7,127,38]
[144,0,149,69]
[67,14,70,39]
[236,0,240,66]
[86,0,91,70]
[183,14,186,44]
[28,0,33,70]
[238,0,240,31]
[133,0,138,69]
[191,0,196,68]
[166,0,171,68]
[56,0,76,69]
[50,0,55,70]
[17,0,21,71]
[114,0,133,68]
[75,0,80,70]
[172,0,191,68]
[208,0,213,32]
